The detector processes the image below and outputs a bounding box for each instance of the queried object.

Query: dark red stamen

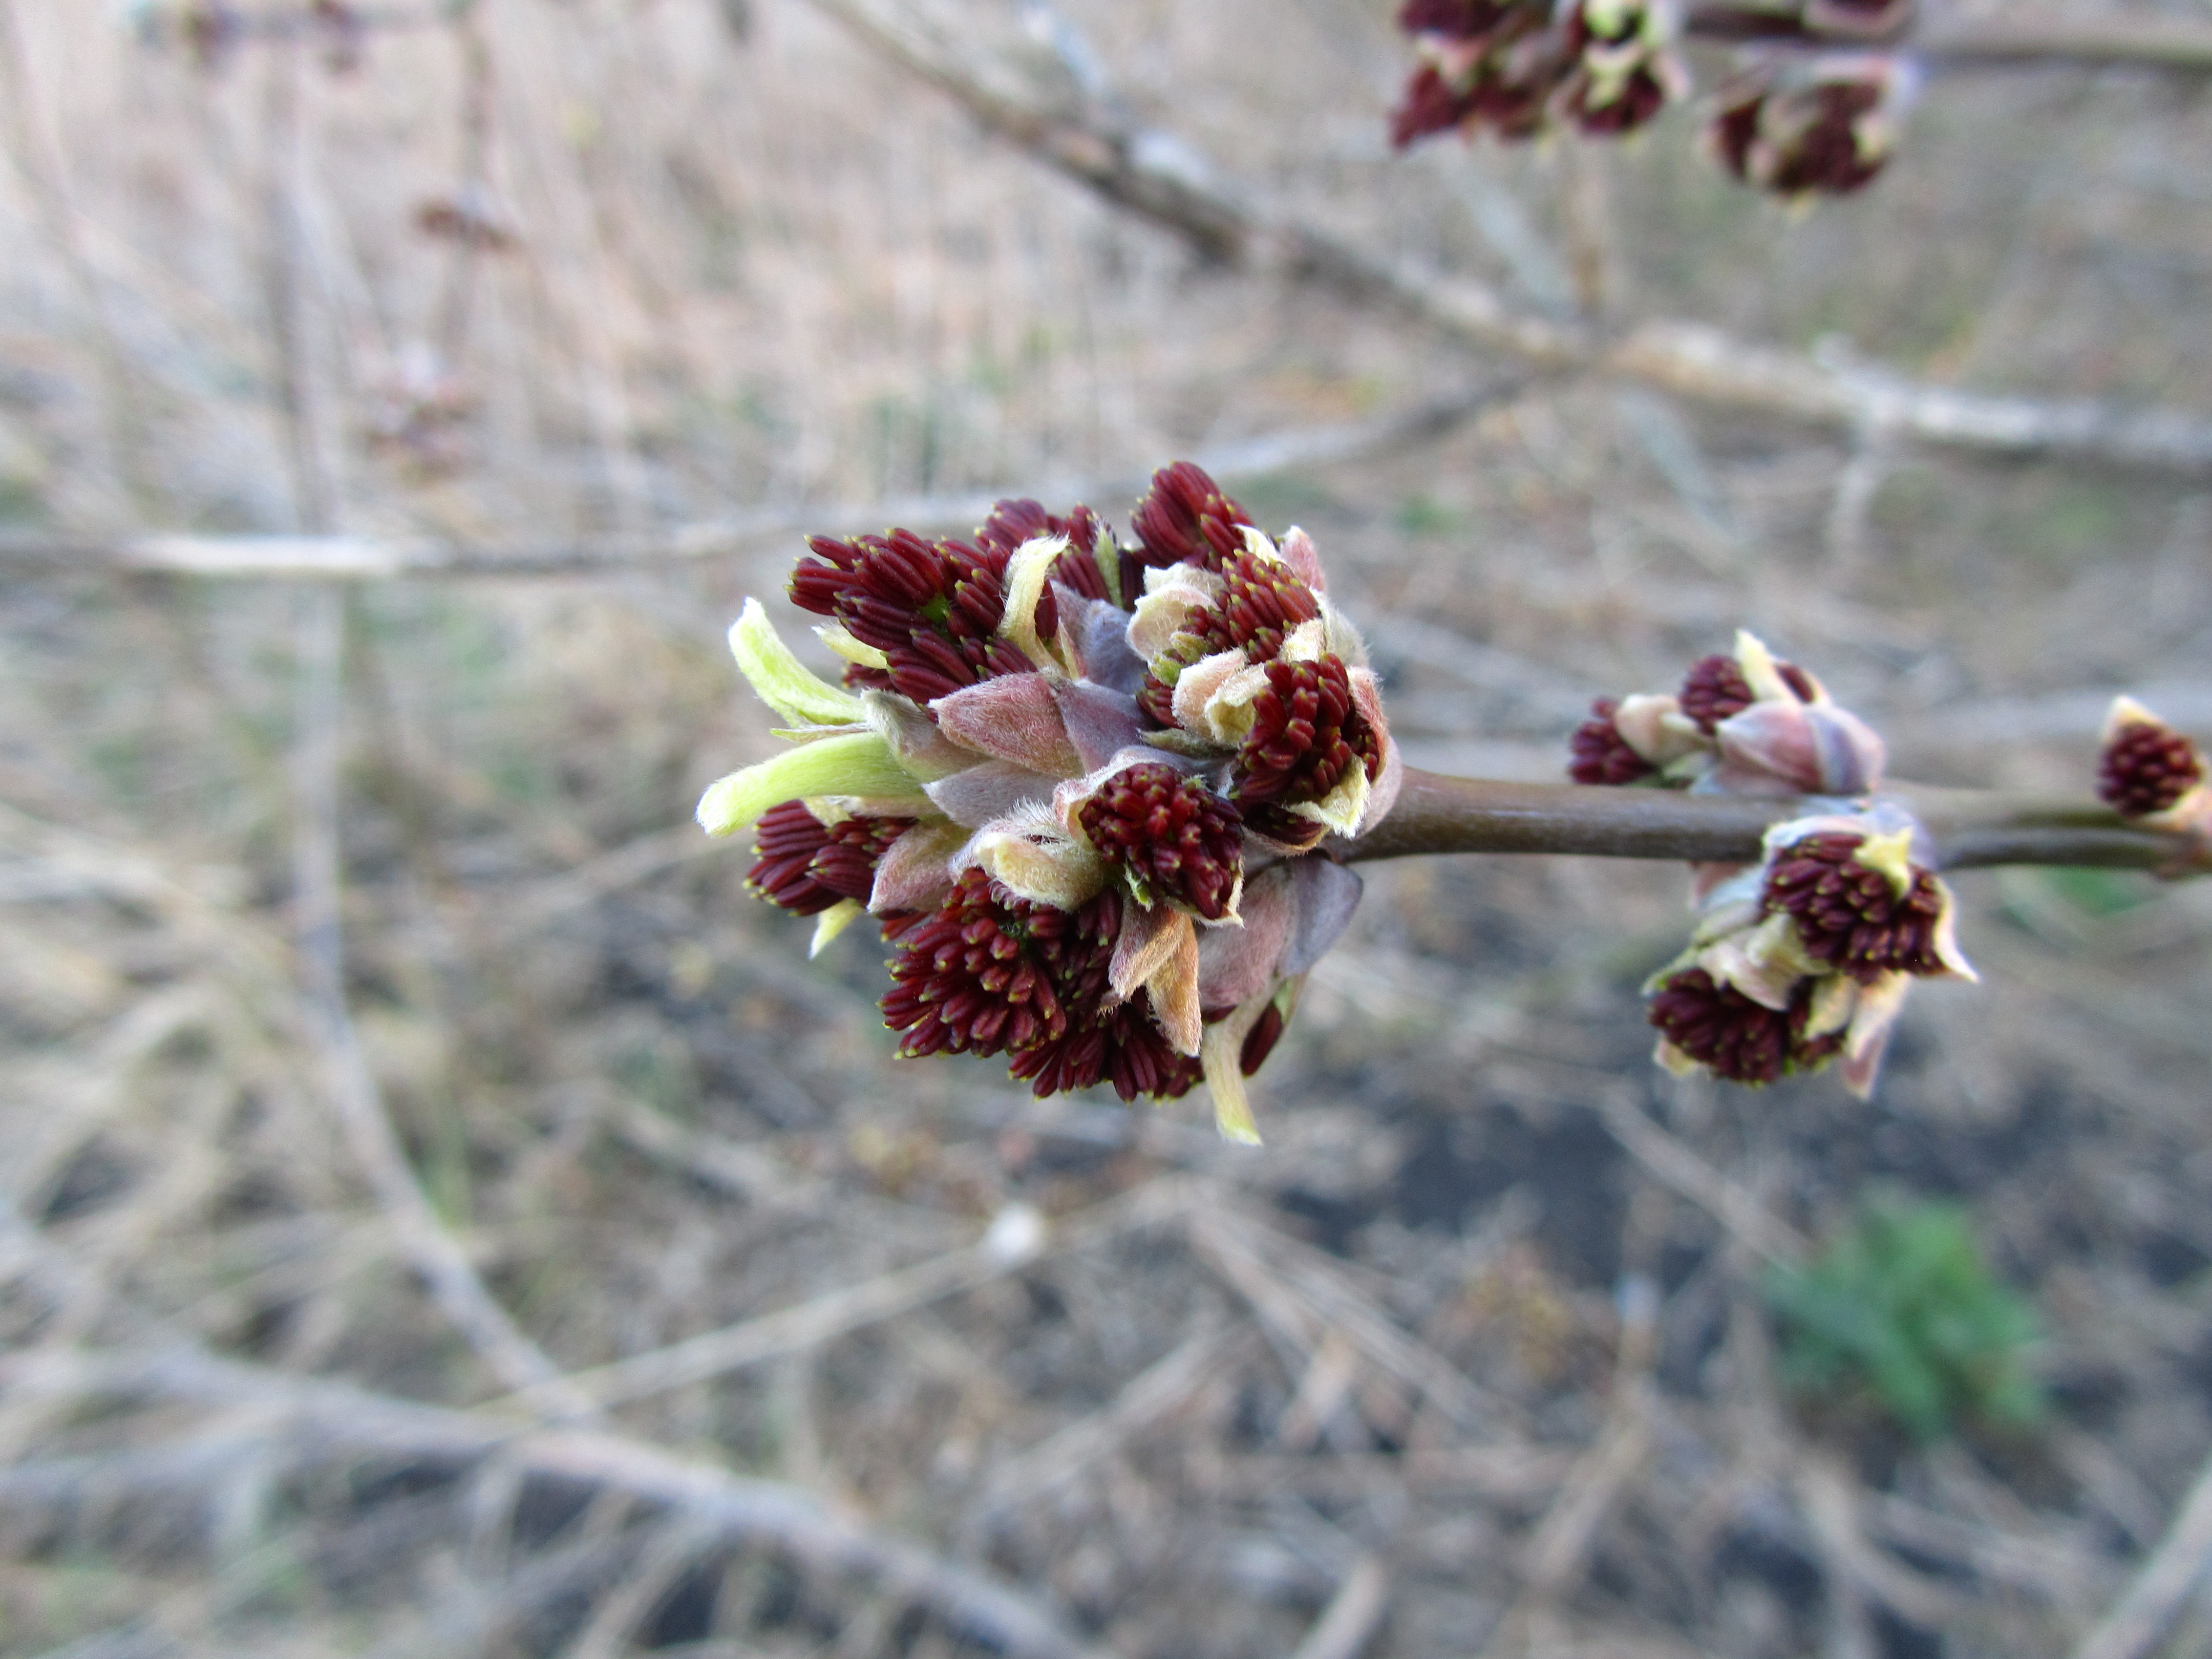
[2099,721,2204,818]
[1648,968,1841,1087]
[1569,698,1657,786]
[1762,833,1946,982]
[1079,763,1245,921]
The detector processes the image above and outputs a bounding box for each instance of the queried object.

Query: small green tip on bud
[729,597,871,728]
[697,730,922,837]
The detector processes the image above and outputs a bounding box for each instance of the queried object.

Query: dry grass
[2,1,2212,1656]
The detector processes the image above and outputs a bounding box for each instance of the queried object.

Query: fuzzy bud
[1078,762,1246,922]
[2098,702,2205,819]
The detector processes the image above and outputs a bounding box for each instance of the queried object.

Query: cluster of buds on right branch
[1572,632,1972,1095]
[2099,697,2212,869]
[1391,0,1919,200]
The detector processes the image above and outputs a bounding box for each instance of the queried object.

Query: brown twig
[1343,770,2208,876]
[801,0,2212,477]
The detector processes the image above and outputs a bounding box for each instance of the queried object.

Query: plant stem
[1344,770,2204,875]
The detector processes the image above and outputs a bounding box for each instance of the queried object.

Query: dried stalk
[1344,771,2206,876]
[801,0,2212,477]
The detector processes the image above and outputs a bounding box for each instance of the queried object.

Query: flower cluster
[1708,53,1914,199]
[699,464,1399,1142]
[2097,696,2211,869]
[1388,0,1916,199]
[1647,807,1974,1096]
[1389,0,1687,149]
[1571,632,1970,1095]
[1568,629,1885,798]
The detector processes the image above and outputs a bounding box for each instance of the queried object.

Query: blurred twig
[0,383,1508,578]
[259,32,586,1411]
[0,0,160,515]
[802,0,2212,477]
[0,1343,1112,1659]
[2071,1444,2212,1659]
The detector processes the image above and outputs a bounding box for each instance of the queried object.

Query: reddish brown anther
[883,874,1200,1101]
[1569,698,1657,786]
[1763,833,1946,981]
[1648,968,1841,1086]
[1678,654,1755,733]
[789,527,1035,702]
[1129,463,1255,572]
[2099,721,2205,818]
[1136,545,1324,724]
[1678,651,1815,731]
[1079,763,1245,920]
[1390,64,1475,147]
[974,497,1131,632]
[1711,78,1892,197]
[1239,656,1384,798]
[1558,1,1676,136]
[883,869,1071,1057]
[748,802,916,917]
[1240,1001,1287,1077]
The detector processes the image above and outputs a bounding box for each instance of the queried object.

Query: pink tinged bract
[1171,649,1252,739]
[1197,865,1297,1011]
[1714,700,1887,797]
[862,690,974,782]
[1347,668,1401,832]
[1110,902,1194,1004]
[923,760,1060,828]
[1146,916,1205,1056]
[1050,678,1148,773]
[1057,587,1147,694]
[868,817,968,916]
[1277,526,1327,593]
[1839,971,1911,1099]
[1281,858,1364,976]
[929,674,1083,777]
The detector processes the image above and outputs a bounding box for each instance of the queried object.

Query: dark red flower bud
[1240,1001,1287,1077]
[1130,463,1254,572]
[974,497,1134,632]
[1711,74,1895,198]
[1569,698,1657,785]
[748,802,915,918]
[1762,832,1947,982]
[1678,654,1755,733]
[1136,544,1326,724]
[1679,651,1815,731]
[2099,720,2205,818]
[789,527,1035,703]
[1079,763,1245,921]
[883,874,1201,1101]
[1557,0,1679,136]
[1648,968,1842,1086]
[883,869,1070,1058]
[1234,655,1384,813]
[1390,63,1477,148]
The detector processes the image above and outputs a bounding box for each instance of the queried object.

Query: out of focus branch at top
[802,0,2212,478]
[1681,4,2212,74]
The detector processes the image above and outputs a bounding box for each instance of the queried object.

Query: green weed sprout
[1763,1200,2043,1441]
